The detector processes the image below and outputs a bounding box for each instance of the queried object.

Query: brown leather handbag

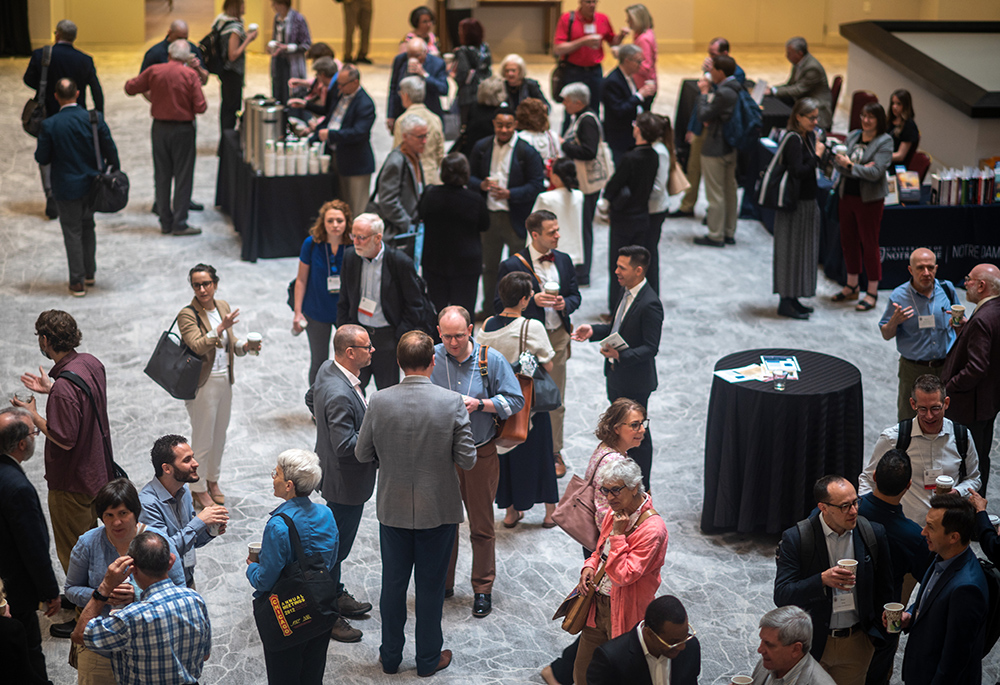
[478,335,533,449]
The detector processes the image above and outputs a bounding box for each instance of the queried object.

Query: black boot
[792,298,814,314]
[778,298,809,320]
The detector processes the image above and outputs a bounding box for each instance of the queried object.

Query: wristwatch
[477,398,484,412]
[92,588,109,603]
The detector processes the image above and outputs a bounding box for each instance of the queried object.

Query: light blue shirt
[358,243,389,328]
[430,339,524,446]
[879,279,958,362]
[138,478,213,586]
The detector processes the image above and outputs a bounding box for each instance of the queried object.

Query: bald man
[942,263,1000,492]
[140,20,209,85]
[879,248,962,420]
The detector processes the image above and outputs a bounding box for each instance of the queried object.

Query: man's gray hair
[560,82,591,106]
[313,57,338,78]
[399,75,426,104]
[354,213,385,236]
[168,39,192,62]
[400,114,428,136]
[595,458,645,496]
[56,20,78,42]
[0,407,32,457]
[759,605,813,654]
[277,449,323,496]
[786,36,808,55]
[618,44,643,63]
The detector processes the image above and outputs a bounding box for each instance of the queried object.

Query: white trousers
[185,373,232,491]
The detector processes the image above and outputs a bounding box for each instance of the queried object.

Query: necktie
[611,291,631,334]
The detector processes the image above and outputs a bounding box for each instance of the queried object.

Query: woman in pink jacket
[572,457,668,684]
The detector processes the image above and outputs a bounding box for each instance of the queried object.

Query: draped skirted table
[701,348,864,534]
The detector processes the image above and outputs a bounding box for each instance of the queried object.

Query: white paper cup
[308,157,320,175]
[950,305,965,326]
[935,475,954,495]
[884,602,904,633]
[248,542,262,563]
[247,23,259,32]
[731,677,753,685]
[320,155,331,174]
[297,154,308,176]
[544,281,560,296]
[208,523,222,537]
[247,332,262,355]
[833,144,848,156]
[276,155,286,176]
[838,558,858,588]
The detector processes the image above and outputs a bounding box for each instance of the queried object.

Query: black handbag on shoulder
[144,308,202,401]
[252,513,339,651]
[87,110,129,213]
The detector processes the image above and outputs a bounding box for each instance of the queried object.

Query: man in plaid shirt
[71,530,211,684]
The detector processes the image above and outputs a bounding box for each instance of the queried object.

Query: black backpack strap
[56,370,117,480]
[89,110,105,173]
[956,423,969,484]
[941,278,959,305]
[796,518,815,567]
[856,516,879,567]
[895,418,913,454]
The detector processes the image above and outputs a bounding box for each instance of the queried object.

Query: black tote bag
[144,309,202,401]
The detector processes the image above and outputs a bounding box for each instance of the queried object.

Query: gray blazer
[367,147,423,238]
[836,130,894,203]
[774,52,833,131]
[306,360,375,506]
[356,375,476,529]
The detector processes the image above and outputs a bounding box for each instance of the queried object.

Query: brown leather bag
[478,338,533,449]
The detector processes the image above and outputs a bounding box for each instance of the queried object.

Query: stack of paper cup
[320,155,331,174]
[297,145,309,175]
[308,156,320,174]
[263,152,276,177]
[276,153,286,176]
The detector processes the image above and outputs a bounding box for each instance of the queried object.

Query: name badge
[832,590,856,613]
[183,552,195,569]
[918,314,935,329]
[583,23,597,34]
[358,296,377,318]
[327,275,340,293]
[924,467,943,489]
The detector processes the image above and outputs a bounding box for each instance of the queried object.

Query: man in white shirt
[585,595,701,685]
[750,606,836,685]
[859,374,980,525]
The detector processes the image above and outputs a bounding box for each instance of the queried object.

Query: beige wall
[29,0,144,49]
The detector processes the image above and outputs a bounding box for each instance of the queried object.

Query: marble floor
[1,43,997,685]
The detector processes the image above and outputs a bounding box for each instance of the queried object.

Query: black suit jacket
[419,184,489,276]
[24,42,104,117]
[590,282,663,398]
[0,455,60,615]
[601,67,644,159]
[774,513,893,660]
[494,248,581,332]
[35,105,119,201]
[468,136,545,239]
[337,244,424,341]
[942,297,1000,425]
[311,86,376,176]
[587,627,701,685]
[387,53,448,120]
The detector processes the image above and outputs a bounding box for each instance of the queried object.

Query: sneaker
[69,283,86,297]
[172,226,203,236]
[330,616,363,643]
[84,278,96,286]
[338,592,373,617]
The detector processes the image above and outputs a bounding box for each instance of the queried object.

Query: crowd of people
[11,1,1000,684]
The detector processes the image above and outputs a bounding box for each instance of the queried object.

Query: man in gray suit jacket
[306,324,375,643]
[356,330,477,678]
[772,37,833,131]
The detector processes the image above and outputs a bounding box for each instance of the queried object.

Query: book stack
[928,166,997,206]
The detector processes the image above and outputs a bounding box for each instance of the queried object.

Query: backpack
[977,558,1000,657]
[786,515,880,570]
[722,84,762,150]
[895,418,970,482]
[198,22,226,75]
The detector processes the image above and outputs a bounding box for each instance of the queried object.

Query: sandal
[503,511,524,529]
[831,284,860,302]
[856,293,878,311]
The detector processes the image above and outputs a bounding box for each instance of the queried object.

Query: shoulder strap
[276,513,309,565]
[856,516,879,564]
[186,304,205,332]
[515,252,543,286]
[895,418,913,454]
[519,318,530,356]
[631,508,657,533]
[56,370,115,477]
[38,46,52,105]
[477,343,490,378]
[796,518,815,565]
[942,279,959,305]
[586,448,613,486]
[956,423,969,483]
[89,110,105,173]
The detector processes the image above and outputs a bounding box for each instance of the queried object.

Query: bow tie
[539,253,555,263]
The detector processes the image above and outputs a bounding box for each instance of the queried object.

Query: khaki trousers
[330,154,371,220]
[480,211,524,315]
[574,594,612,685]
[820,629,875,685]
[702,151,738,242]
[896,357,945,421]
[342,0,372,59]
[447,441,499,594]
[49,489,97,573]
[75,643,116,685]
[546,326,571,454]
[679,131,704,212]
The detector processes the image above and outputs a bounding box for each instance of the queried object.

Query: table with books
[700,349,864,534]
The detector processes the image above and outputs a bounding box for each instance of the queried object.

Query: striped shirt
[84,578,211,684]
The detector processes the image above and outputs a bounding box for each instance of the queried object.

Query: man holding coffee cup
[495,210,582,477]
[749,606,835,685]
[775,476,892,685]
[138,434,229,589]
[878,248,963,421]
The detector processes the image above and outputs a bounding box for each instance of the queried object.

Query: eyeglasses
[823,499,860,513]
[441,333,469,342]
[915,405,944,415]
[191,281,214,291]
[352,232,376,242]
[647,624,697,651]
[620,419,649,431]
[28,427,41,436]
[270,468,290,481]
[965,274,982,284]
[598,484,628,497]
[348,344,374,351]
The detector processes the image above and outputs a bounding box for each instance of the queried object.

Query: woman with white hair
[501,53,548,112]
[571,457,667,684]
[247,449,340,684]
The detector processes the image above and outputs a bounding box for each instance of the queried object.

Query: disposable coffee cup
[544,281,560,296]
[319,155,331,174]
[248,542,262,563]
[308,157,320,175]
[267,40,277,52]
[950,305,965,326]
[838,559,858,588]
[247,23,259,32]
[208,523,221,537]
[884,602,904,633]
[731,677,753,685]
[0,598,7,610]
[247,332,262,355]
[833,144,848,156]
[935,475,954,496]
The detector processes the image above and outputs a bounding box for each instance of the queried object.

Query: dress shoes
[50,619,76,639]
[418,649,452,677]
[724,237,736,245]
[693,236,725,248]
[794,300,814,314]
[69,283,86,297]
[778,298,809,320]
[472,593,491,618]
[189,200,204,211]
[330,616,363,642]
[355,56,372,65]
[338,592,372,617]
[172,226,202,236]
[554,453,567,478]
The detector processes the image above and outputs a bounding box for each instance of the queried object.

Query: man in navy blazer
[469,105,545,317]
[0,408,62,683]
[587,595,700,685]
[35,78,119,297]
[602,45,656,164]
[314,64,376,218]
[899,494,988,685]
[24,19,104,219]
[774,476,893,685]
[573,246,663,488]
[495,210,581,475]
[386,38,447,130]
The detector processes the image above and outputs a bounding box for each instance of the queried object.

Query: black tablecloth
[701,349,864,535]
[215,130,339,262]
